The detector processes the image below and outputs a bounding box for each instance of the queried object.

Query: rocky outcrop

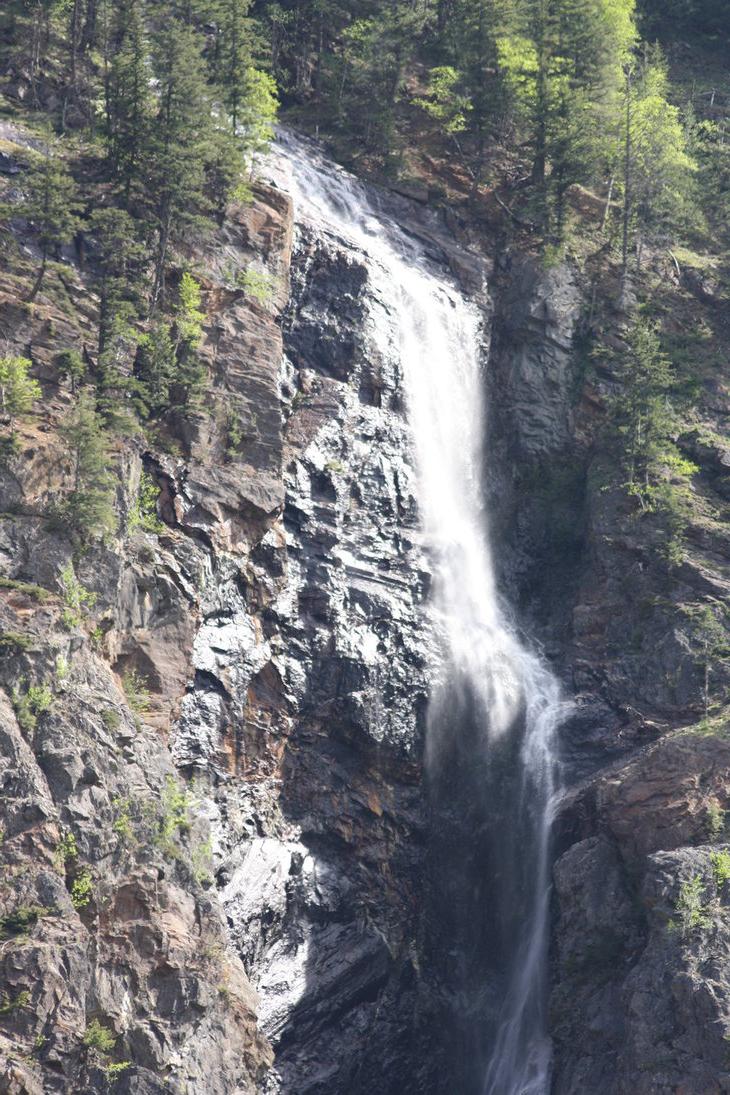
[0,170,287,1091]
[551,727,730,1093]
[172,202,439,1093]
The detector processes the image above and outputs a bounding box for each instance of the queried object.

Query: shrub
[101,708,121,732]
[70,869,93,910]
[0,632,34,654]
[56,831,78,865]
[83,1019,116,1054]
[0,989,30,1014]
[235,267,276,304]
[112,798,134,843]
[156,775,191,857]
[707,800,726,840]
[12,680,52,732]
[105,1061,131,1079]
[0,905,50,939]
[673,874,710,937]
[121,669,150,715]
[0,576,51,602]
[59,562,97,629]
[128,471,164,535]
[711,850,730,887]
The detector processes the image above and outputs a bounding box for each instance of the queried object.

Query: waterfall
[270,130,568,1095]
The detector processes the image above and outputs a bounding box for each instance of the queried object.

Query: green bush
[59,562,97,629]
[70,868,93,910]
[0,905,50,940]
[711,850,730,886]
[101,708,122,732]
[0,632,34,654]
[128,471,164,535]
[0,576,52,602]
[0,989,30,1014]
[673,874,710,937]
[12,680,52,732]
[83,1018,116,1054]
[121,669,150,715]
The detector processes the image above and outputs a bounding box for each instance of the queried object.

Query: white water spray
[272,130,568,1095]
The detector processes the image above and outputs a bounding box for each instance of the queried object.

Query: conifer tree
[148,17,211,306]
[0,356,41,431]
[106,0,152,205]
[24,146,82,301]
[60,389,116,539]
[89,207,145,425]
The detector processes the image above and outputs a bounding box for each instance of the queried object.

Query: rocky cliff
[1,119,730,1095]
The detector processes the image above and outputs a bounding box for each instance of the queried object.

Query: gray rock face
[551,729,730,1094]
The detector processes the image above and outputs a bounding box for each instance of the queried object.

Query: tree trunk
[27,251,48,302]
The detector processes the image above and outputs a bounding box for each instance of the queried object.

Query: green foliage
[0,989,30,1015]
[417,66,471,136]
[191,838,214,885]
[59,391,117,541]
[56,830,79,865]
[711,850,730,886]
[101,708,122,732]
[0,576,52,602]
[0,356,41,427]
[156,774,191,856]
[23,144,82,301]
[83,1018,116,1054]
[55,350,86,393]
[70,868,93,909]
[176,272,205,347]
[88,207,145,427]
[673,874,710,937]
[225,411,244,460]
[121,668,151,715]
[618,52,698,283]
[684,604,730,719]
[12,680,52,733]
[105,1061,132,1080]
[0,905,50,940]
[55,653,70,681]
[236,267,275,303]
[0,632,34,654]
[608,317,697,562]
[112,797,135,843]
[128,471,164,534]
[59,561,97,628]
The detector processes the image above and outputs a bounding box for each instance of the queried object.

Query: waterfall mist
[271,129,568,1095]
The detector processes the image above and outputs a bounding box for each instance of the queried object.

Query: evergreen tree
[59,389,116,540]
[611,317,676,491]
[148,17,212,306]
[0,356,42,431]
[106,0,153,205]
[23,145,82,301]
[617,50,697,297]
[88,207,145,425]
[495,0,635,236]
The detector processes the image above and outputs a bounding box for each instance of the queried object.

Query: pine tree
[88,207,145,425]
[106,0,152,205]
[0,356,41,456]
[618,50,697,298]
[59,389,116,539]
[497,0,636,237]
[24,145,82,301]
[148,18,212,306]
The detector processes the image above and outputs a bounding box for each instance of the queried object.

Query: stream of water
[272,130,567,1095]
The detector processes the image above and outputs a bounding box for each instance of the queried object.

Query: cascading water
[270,130,568,1094]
